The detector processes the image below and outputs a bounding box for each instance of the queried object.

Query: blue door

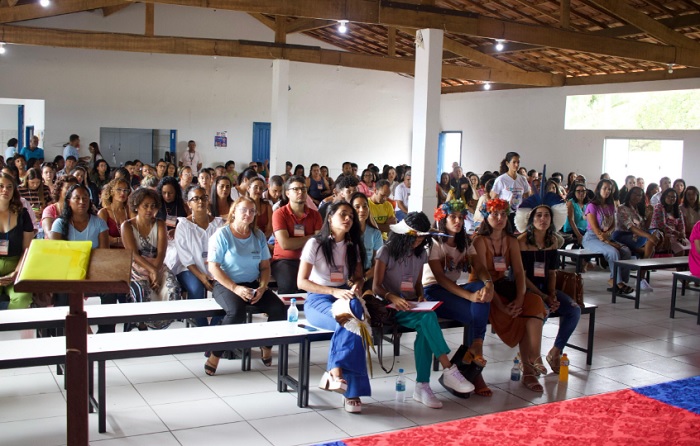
[252,122,271,163]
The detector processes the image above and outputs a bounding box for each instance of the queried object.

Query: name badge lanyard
[489,237,507,272]
[534,250,546,278]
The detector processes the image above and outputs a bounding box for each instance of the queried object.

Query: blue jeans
[304,293,371,399]
[612,230,647,252]
[177,271,214,327]
[424,282,491,344]
[582,230,631,283]
[544,290,581,351]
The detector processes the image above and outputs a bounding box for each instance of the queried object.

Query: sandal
[522,374,543,392]
[344,397,362,413]
[532,357,548,376]
[462,350,487,368]
[260,347,272,367]
[204,359,218,376]
[319,371,347,394]
[469,373,493,397]
[546,352,561,374]
[617,283,635,295]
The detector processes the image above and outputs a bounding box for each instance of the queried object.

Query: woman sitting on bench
[298,201,369,413]
[204,196,286,375]
[582,179,634,295]
[374,212,475,408]
[515,193,581,375]
[612,186,661,259]
[423,194,494,397]
[650,188,690,256]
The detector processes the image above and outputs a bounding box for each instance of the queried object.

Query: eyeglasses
[237,207,257,215]
[189,195,209,202]
[115,188,130,194]
[575,189,587,193]
[288,186,308,193]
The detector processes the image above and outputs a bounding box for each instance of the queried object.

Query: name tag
[330,265,344,283]
[201,251,208,259]
[293,224,305,237]
[166,216,177,228]
[400,275,413,292]
[494,256,507,272]
[534,261,546,278]
[0,240,8,256]
[317,183,323,189]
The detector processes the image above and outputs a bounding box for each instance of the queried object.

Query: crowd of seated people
[3,135,700,414]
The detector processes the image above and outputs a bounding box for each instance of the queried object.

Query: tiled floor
[1,268,699,446]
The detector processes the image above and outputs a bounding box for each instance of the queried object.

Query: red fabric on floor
[343,390,700,446]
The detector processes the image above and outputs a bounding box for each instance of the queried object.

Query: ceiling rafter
[125,0,700,68]
[0,0,129,23]
[102,3,131,16]
[0,24,565,87]
[587,0,700,49]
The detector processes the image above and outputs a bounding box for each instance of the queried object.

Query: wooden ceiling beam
[7,0,19,7]
[0,0,129,23]
[130,0,700,67]
[443,38,526,72]
[387,26,396,56]
[248,13,275,30]
[285,17,335,34]
[145,3,154,36]
[274,15,287,44]
[102,4,131,16]
[0,24,563,86]
[587,0,700,49]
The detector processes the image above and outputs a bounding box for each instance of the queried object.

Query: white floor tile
[89,406,168,441]
[91,431,181,446]
[318,402,415,436]
[0,371,61,398]
[0,392,66,422]
[0,415,66,446]
[249,411,347,446]
[118,359,196,384]
[201,370,279,397]
[172,421,271,446]
[134,378,216,406]
[223,390,311,420]
[151,397,243,430]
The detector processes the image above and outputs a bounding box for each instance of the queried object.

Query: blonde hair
[226,196,258,233]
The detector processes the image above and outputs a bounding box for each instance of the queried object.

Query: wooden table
[15,249,132,446]
[558,249,605,273]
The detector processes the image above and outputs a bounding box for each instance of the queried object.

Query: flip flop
[204,359,217,376]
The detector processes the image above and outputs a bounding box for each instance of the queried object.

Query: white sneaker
[413,382,442,409]
[640,279,654,292]
[440,364,475,394]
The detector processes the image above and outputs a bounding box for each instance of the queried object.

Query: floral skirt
[130,262,181,329]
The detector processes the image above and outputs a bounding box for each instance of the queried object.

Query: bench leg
[586,309,595,366]
[575,256,583,274]
[611,263,618,303]
[277,344,288,393]
[671,275,679,319]
[98,361,106,434]
[298,340,311,408]
[393,333,401,357]
[634,270,642,309]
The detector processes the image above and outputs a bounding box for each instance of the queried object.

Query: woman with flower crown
[471,198,548,392]
[423,192,494,397]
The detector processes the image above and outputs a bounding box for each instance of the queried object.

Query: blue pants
[304,293,371,399]
[582,230,631,283]
[395,209,406,222]
[612,230,647,251]
[177,271,217,327]
[424,282,491,344]
[544,290,581,351]
[394,310,450,383]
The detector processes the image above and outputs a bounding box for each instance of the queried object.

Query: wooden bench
[0,320,331,434]
[558,249,605,273]
[612,256,689,308]
[379,302,598,369]
[670,271,700,324]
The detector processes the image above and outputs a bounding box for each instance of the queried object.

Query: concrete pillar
[270,59,289,177]
[408,29,443,218]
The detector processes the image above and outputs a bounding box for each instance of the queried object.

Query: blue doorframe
[252,122,271,163]
[17,105,25,150]
[25,126,34,148]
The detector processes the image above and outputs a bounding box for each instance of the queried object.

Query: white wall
[441,78,700,187]
[0,5,414,177]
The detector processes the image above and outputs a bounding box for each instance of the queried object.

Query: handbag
[555,270,584,308]
[362,292,398,374]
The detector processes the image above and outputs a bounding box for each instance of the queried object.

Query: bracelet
[483,279,492,284]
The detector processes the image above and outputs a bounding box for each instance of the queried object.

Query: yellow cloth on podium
[18,240,92,281]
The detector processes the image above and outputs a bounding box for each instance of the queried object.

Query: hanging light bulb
[338,20,348,34]
[483,82,491,90]
[495,39,504,51]
[40,0,50,7]
[0,43,6,55]
[667,63,674,74]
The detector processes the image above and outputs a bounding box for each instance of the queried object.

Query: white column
[408,29,443,218]
[270,59,290,177]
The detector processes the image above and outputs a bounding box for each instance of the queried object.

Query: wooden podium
[15,249,132,446]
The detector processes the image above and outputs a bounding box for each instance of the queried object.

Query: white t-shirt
[422,241,468,287]
[300,237,350,287]
[394,183,410,211]
[492,173,530,210]
[179,150,202,173]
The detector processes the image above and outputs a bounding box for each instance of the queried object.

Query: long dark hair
[435,212,468,252]
[499,151,519,174]
[682,186,700,212]
[350,192,378,230]
[91,159,111,180]
[210,175,233,216]
[52,175,80,203]
[157,175,186,217]
[386,212,432,261]
[59,184,95,239]
[525,206,557,248]
[23,168,47,208]
[622,186,643,208]
[0,173,23,214]
[592,179,614,206]
[660,188,681,218]
[313,201,364,280]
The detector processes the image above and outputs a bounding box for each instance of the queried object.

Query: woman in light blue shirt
[204,196,286,376]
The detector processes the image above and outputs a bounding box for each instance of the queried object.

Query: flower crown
[479,198,510,219]
[434,189,468,222]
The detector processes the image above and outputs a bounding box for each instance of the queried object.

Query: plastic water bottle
[511,357,521,381]
[559,353,569,383]
[287,298,299,323]
[395,368,406,402]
